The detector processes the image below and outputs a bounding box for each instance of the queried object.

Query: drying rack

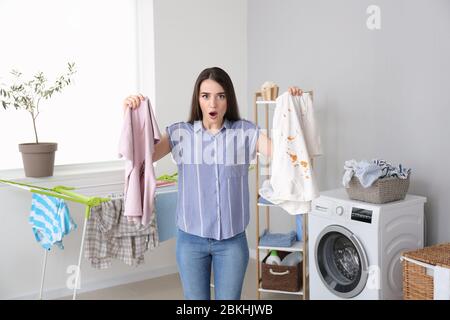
[1,173,178,300]
[0,178,113,300]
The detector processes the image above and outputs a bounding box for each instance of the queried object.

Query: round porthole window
[315,225,369,298]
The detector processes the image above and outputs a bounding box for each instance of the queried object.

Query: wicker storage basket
[402,243,450,300]
[261,251,302,292]
[346,176,410,204]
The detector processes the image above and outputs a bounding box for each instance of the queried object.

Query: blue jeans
[176,229,249,300]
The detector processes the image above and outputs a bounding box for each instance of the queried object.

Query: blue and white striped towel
[28,193,77,250]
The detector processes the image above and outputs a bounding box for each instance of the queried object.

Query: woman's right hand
[123,94,145,110]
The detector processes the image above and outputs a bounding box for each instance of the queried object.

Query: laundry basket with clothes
[342,159,411,204]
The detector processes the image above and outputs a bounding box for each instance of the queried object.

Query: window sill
[0,160,125,186]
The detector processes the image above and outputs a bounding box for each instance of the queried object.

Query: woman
[123,67,303,299]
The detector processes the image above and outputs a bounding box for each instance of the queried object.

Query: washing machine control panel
[313,199,352,220]
[351,207,373,224]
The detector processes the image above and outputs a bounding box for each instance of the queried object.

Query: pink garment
[156,180,176,188]
[119,98,161,226]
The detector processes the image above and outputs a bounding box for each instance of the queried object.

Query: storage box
[402,243,450,300]
[346,176,410,204]
[261,251,302,292]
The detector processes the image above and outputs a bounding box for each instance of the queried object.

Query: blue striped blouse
[166,119,260,240]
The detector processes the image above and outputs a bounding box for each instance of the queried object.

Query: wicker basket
[402,243,450,300]
[261,251,302,292]
[346,176,410,204]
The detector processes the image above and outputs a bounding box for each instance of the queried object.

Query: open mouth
[208,111,218,118]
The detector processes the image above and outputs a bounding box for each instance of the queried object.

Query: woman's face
[199,79,227,126]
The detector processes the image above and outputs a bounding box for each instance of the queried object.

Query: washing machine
[308,188,426,300]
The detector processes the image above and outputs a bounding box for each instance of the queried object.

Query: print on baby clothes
[84,197,159,269]
[28,193,77,250]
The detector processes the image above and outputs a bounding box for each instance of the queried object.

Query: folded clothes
[156,180,176,188]
[258,196,274,205]
[259,230,297,247]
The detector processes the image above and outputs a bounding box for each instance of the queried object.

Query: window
[0,0,154,170]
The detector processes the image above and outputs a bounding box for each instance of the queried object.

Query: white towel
[434,266,450,300]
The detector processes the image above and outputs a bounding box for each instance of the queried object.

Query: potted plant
[0,62,76,177]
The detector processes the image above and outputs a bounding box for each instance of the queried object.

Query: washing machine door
[315,225,369,298]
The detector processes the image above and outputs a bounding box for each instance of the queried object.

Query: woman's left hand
[288,86,303,96]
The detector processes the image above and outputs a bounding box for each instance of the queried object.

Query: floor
[61,259,301,300]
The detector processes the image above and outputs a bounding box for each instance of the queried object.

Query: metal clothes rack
[0,179,112,300]
[0,177,178,300]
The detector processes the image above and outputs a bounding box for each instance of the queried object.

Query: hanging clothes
[119,97,161,226]
[28,193,77,250]
[84,197,158,269]
[259,91,322,215]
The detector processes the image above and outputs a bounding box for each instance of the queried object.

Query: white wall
[248,0,450,245]
[152,0,248,176]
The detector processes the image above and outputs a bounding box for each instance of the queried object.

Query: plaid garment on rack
[84,197,158,269]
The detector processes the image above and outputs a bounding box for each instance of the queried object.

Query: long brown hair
[188,67,241,124]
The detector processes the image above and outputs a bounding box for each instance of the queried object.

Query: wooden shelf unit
[253,90,313,300]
